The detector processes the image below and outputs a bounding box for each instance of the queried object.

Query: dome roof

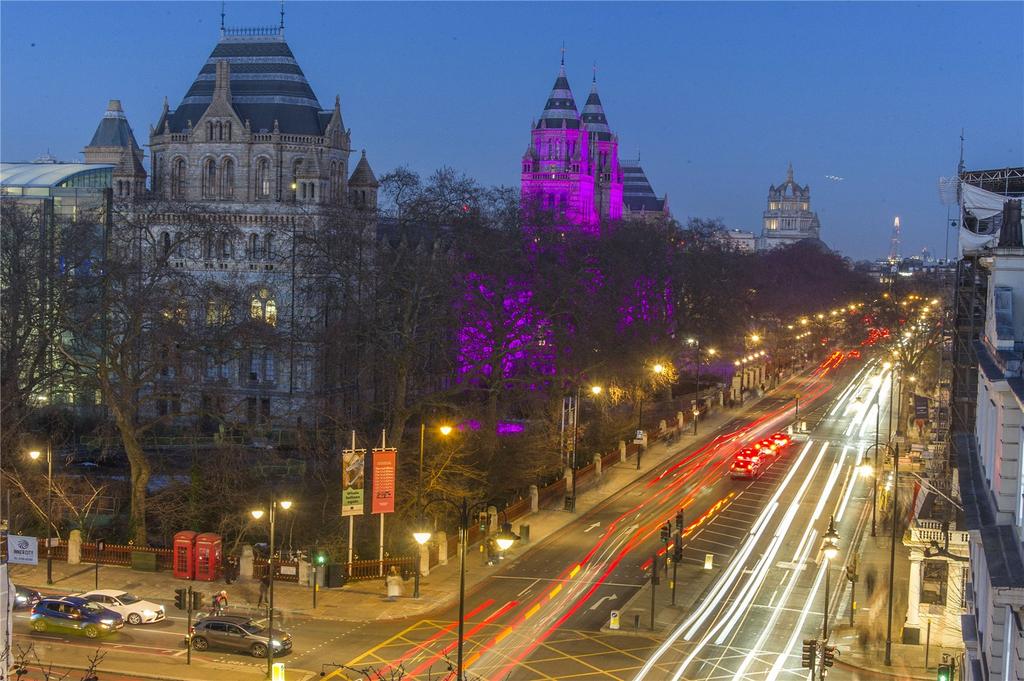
[164,31,328,136]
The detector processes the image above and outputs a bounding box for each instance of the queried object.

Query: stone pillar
[68,529,82,565]
[530,484,539,513]
[903,549,923,643]
[487,505,498,533]
[619,440,627,463]
[593,453,602,479]
[419,543,430,577]
[240,544,254,579]
[297,558,310,585]
[677,412,685,429]
[659,419,668,435]
[436,531,448,567]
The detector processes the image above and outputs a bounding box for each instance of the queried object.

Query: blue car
[30,596,124,638]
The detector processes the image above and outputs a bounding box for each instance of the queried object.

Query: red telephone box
[173,530,197,580]
[194,533,222,582]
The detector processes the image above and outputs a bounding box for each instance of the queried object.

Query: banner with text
[914,394,929,420]
[371,448,397,514]
[6,535,37,565]
[342,448,366,517]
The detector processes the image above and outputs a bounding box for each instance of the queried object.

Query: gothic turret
[84,99,147,201]
[581,73,622,221]
[349,150,378,210]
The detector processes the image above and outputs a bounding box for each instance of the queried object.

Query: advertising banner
[371,448,397,514]
[342,448,366,517]
[7,535,37,565]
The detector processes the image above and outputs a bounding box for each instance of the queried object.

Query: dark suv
[30,596,124,638]
[191,615,292,658]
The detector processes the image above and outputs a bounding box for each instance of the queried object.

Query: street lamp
[414,498,518,680]
[568,384,603,512]
[821,516,840,641]
[28,443,54,585]
[415,423,454,596]
[250,499,292,678]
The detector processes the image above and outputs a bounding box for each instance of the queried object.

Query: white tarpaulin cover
[963,182,1010,219]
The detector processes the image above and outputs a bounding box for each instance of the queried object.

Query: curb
[836,657,933,680]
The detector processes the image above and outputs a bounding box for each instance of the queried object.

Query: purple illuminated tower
[581,71,623,222]
[521,56,600,232]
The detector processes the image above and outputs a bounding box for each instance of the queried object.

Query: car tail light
[189,626,195,635]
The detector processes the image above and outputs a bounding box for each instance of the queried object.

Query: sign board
[7,535,38,565]
[96,540,105,553]
[703,553,714,570]
[371,448,397,514]
[342,448,367,517]
[914,394,929,420]
[609,610,620,630]
[633,430,647,445]
[279,565,297,576]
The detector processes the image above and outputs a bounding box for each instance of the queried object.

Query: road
[11,352,886,681]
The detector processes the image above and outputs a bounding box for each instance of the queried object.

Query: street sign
[609,610,620,630]
[7,536,37,565]
[371,448,397,514]
[341,448,366,516]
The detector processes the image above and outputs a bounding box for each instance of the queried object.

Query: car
[13,585,42,610]
[30,596,124,638]
[79,589,165,625]
[771,432,792,448]
[730,450,764,479]
[190,615,292,659]
[753,439,778,457]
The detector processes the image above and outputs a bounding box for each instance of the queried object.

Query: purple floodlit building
[521,58,624,232]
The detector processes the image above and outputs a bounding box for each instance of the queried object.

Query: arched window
[250,289,277,327]
[172,158,186,199]
[160,231,171,257]
[203,234,215,260]
[264,233,273,260]
[301,183,307,200]
[219,234,231,259]
[220,158,234,199]
[248,233,259,260]
[225,122,231,141]
[310,183,315,199]
[203,159,216,198]
[330,161,338,201]
[207,121,214,141]
[256,158,270,198]
[217,122,223,141]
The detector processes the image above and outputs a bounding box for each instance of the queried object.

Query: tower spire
[787,161,794,182]
[592,61,597,83]
[280,0,285,33]
[560,42,566,67]
[220,1,225,35]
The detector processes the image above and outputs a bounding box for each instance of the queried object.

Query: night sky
[2,1,1021,260]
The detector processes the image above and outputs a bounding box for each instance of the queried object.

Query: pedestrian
[212,590,228,615]
[224,556,237,585]
[385,566,403,602]
[257,573,270,607]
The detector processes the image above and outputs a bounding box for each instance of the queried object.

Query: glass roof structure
[1,163,114,190]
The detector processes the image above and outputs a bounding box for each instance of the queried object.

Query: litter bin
[519,524,530,543]
[564,495,575,512]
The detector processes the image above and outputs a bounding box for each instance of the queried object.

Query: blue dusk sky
[2,1,1021,260]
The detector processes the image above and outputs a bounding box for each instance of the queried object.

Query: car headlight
[143,609,156,618]
[270,639,283,647]
[16,596,27,603]
[100,619,115,626]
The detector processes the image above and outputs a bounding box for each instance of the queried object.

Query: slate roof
[88,101,141,150]
[349,151,378,187]
[581,79,612,141]
[165,32,328,136]
[621,158,666,213]
[537,63,580,130]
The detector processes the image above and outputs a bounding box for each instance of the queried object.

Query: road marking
[776,561,807,570]
[584,522,601,533]
[588,594,618,611]
[516,578,540,597]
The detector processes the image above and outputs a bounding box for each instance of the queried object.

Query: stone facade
[758,163,822,250]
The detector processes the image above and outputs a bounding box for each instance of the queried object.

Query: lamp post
[821,516,840,641]
[28,443,53,585]
[414,498,517,681]
[569,386,602,512]
[415,423,453,597]
[686,340,716,436]
[251,499,292,679]
[637,364,665,469]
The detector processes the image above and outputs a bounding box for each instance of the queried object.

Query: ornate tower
[759,163,822,249]
[581,72,623,222]
[83,99,147,201]
[521,56,597,231]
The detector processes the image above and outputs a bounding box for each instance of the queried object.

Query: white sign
[279,565,297,576]
[7,535,38,565]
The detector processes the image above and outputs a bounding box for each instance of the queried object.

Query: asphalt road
[12,352,886,681]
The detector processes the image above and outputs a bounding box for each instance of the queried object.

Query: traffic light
[822,645,836,668]
[174,588,187,610]
[191,590,204,611]
[315,552,327,565]
[675,509,684,532]
[673,532,683,561]
[937,664,952,681]
[801,639,816,669]
[660,523,671,544]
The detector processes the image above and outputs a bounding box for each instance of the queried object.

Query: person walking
[257,573,270,608]
[212,590,228,615]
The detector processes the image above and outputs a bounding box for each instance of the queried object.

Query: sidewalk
[10,399,759,630]
[831,525,961,679]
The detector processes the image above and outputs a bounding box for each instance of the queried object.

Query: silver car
[190,615,292,658]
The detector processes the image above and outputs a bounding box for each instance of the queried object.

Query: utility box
[173,530,197,580]
[325,563,348,588]
[193,533,222,582]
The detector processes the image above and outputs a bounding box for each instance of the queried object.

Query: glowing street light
[590,385,603,395]
[249,499,293,677]
[821,515,840,641]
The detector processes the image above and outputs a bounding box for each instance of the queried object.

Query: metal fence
[345,556,417,582]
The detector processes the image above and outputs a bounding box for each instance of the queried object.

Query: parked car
[79,589,165,625]
[30,596,124,638]
[190,615,292,658]
[12,585,42,610]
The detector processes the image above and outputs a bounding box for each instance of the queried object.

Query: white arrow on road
[589,594,618,611]
[584,522,601,533]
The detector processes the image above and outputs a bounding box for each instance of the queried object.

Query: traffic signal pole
[186,587,193,665]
